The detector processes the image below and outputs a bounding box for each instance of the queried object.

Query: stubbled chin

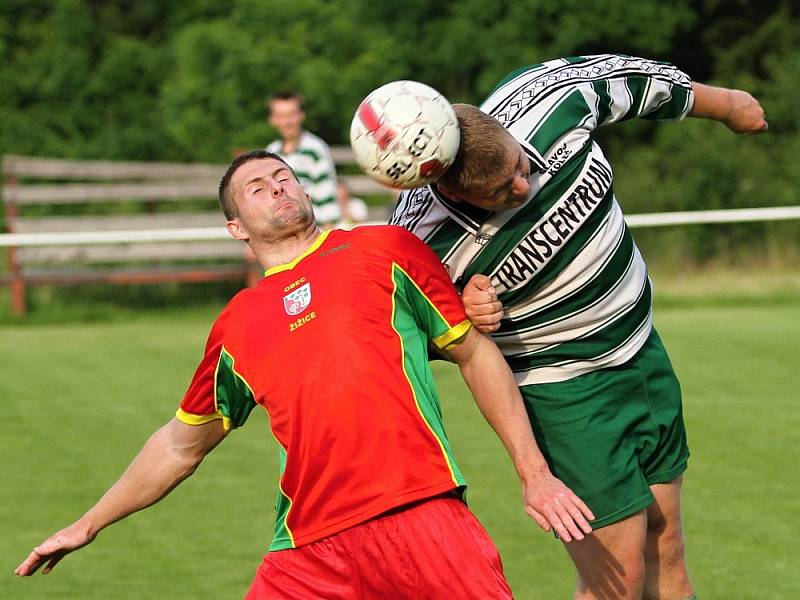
[272,207,314,228]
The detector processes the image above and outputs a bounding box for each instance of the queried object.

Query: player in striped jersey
[391,54,767,599]
[267,91,341,226]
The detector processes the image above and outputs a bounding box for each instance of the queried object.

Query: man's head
[267,91,306,142]
[436,104,531,211]
[218,150,315,243]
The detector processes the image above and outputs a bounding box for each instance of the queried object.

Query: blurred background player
[336,179,369,225]
[391,54,767,600]
[16,151,594,599]
[266,91,340,227]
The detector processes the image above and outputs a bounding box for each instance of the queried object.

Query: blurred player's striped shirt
[391,55,694,385]
[267,131,340,225]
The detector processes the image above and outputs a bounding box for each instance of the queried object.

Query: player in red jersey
[16,151,593,598]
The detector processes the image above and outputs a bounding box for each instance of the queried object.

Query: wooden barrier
[1,153,393,316]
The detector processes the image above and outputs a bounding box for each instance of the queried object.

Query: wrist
[516,456,551,484]
[77,512,104,538]
[691,83,734,123]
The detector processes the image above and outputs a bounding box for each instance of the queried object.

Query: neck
[282,131,303,153]
[250,224,322,271]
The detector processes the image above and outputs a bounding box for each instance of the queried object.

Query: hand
[724,89,768,134]
[462,274,503,333]
[15,519,97,576]
[521,470,595,542]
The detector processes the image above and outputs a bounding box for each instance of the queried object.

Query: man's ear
[226,219,249,241]
[435,183,462,202]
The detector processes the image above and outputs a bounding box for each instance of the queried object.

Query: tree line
[1,0,798,263]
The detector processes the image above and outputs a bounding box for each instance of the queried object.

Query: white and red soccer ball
[350,80,460,189]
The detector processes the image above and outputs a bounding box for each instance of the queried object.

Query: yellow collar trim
[263,230,331,277]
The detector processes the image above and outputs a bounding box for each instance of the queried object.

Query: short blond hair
[438,103,515,193]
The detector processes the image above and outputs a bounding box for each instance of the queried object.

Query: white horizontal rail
[1,205,798,247]
[0,228,231,247]
[623,205,800,227]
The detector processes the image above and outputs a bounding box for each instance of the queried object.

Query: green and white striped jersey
[267,130,340,225]
[390,55,694,385]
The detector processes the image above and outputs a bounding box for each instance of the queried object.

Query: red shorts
[245,494,513,599]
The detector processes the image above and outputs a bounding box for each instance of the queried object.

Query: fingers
[15,549,45,577]
[464,274,493,292]
[43,552,66,574]
[728,90,768,134]
[748,118,769,134]
[524,506,551,533]
[466,301,503,331]
[462,276,504,333]
[471,318,502,334]
[465,300,503,333]
[15,523,91,577]
[542,500,581,542]
[566,496,594,539]
[523,479,597,542]
[571,493,596,524]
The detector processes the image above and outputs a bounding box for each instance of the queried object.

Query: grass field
[1,297,798,599]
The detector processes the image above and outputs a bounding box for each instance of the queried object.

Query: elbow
[167,446,207,483]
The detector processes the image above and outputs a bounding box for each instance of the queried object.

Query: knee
[647,515,686,559]
[573,542,646,599]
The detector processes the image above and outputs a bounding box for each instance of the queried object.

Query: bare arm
[690,82,768,133]
[15,417,226,576]
[442,327,594,541]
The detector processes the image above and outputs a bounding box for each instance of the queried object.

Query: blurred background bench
[1,153,393,316]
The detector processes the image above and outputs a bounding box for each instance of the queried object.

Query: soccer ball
[350,80,460,189]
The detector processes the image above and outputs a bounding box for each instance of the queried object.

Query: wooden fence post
[3,170,26,316]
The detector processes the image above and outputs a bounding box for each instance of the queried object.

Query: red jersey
[177,226,472,550]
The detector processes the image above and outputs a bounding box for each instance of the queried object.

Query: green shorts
[520,328,689,529]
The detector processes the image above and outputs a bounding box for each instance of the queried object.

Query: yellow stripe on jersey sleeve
[432,319,473,351]
[175,407,233,432]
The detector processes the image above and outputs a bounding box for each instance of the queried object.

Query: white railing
[1,205,799,247]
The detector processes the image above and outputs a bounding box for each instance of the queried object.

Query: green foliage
[0,1,798,263]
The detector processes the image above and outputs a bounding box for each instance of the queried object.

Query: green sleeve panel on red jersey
[269,444,296,550]
[215,347,257,430]
[391,262,472,351]
[390,263,466,488]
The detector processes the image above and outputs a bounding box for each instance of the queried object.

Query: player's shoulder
[199,286,254,344]
[218,286,259,321]
[265,139,281,153]
[301,130,333,152]
[486,56,600,99]
[344,223,426,253]
[344,223,414,241]
[389,185,436,225]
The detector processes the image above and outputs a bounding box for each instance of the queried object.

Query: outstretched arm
[15,417,226,576]
[443,327,595,541]
[690,82,768,133]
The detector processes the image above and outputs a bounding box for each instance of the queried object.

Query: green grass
[1,300,798,599]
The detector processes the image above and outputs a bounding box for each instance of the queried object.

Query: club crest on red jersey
[283,282,311,315]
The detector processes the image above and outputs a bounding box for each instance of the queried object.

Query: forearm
[454,331,549,482]
[689,82,768,133]
[689,82,735,121]
[79,419,220,536]
[15,417,225,577]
